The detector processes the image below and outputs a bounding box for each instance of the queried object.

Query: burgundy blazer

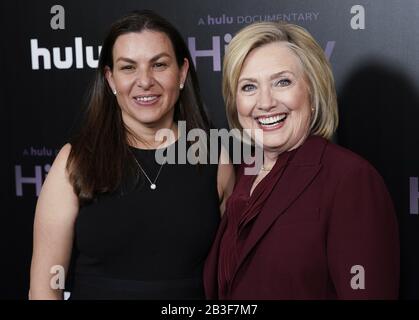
[204,136,399,299]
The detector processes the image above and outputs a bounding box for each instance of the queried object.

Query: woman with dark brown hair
[29,10,234,300]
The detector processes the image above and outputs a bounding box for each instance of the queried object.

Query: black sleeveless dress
[69,140,221,299]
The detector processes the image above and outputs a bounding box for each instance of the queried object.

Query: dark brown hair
[67,10,210,204]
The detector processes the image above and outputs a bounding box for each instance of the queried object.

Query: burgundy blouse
[217,149,297,297]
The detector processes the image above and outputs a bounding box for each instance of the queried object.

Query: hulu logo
[30,37,102,70]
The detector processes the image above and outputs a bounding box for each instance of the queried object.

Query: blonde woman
[204,22,399,299]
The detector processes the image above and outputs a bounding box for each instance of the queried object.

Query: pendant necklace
[132,154,165,190]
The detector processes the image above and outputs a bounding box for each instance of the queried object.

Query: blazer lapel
[229,136,327,290]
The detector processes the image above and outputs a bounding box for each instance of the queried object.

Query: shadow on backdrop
[337,60,419,299]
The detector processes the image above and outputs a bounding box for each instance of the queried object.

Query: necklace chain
[132,154,165,190]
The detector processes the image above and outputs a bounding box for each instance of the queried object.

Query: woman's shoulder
[59,143,72,156]
[321,138,381,178]
[48,143,72,167]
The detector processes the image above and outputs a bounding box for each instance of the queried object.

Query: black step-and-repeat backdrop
[1,0,418,299]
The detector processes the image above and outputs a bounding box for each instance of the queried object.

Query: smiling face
[236,41,313,154]
[105,31,188,134]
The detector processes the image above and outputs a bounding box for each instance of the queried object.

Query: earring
[311,107,315,112]
[113,89,117,95]
[179,83,184,90]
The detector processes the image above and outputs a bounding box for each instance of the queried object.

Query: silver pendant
[150,184,156,190]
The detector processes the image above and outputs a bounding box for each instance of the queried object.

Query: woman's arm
[217,146,235,216]
[29,144,79,300]
[327,163,400,299]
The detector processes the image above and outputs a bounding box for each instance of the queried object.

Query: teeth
[135,96,158,102]
[258,114,287,125]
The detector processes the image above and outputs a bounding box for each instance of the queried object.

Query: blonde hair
[223,22,338,139]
